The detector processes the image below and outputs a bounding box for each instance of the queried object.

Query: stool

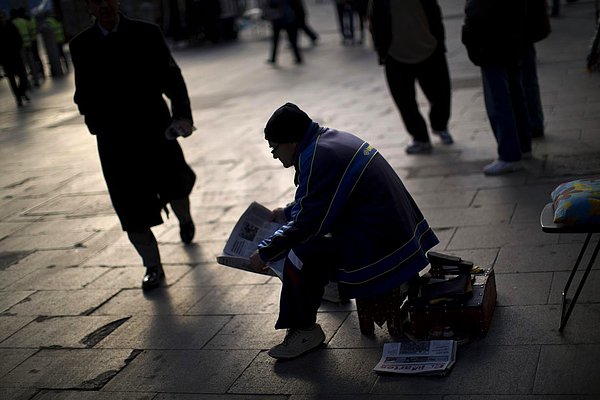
[540,203,600,332]
[355,284,409,337]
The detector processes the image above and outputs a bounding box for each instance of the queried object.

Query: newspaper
[216,202,285,279]
[373,340,457,375]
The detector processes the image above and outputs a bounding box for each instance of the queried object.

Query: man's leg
[171,197,195,244]
[269,239,337,359]
[385,56,431,153]
[521,44,545,138]
[127,229,164,290]
[418,50,453,144]
[481,65,522,162]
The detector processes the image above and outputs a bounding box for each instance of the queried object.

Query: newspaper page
[216,202,285,279]
[373,340,457,375]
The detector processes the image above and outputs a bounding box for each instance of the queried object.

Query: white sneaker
[268,324,326,359]
[405,141,433,154]
[483,160,524,176]
[433,130,454,145]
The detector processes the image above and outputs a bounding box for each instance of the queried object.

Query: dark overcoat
[70,15,195,231]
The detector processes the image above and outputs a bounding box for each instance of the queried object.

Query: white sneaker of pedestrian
[268,324,326,359]
[483,160,524,176]
[433,130,454,145]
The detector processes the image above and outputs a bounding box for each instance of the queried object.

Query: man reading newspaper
[249,103,439,360]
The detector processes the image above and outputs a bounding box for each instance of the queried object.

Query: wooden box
[407,268,497,338]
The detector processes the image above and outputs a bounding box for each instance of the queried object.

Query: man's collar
[97,15,121,36]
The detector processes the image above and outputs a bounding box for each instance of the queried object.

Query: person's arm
[258,140,346,261]
[368,0,392,65]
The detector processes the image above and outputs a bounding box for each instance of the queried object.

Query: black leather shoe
[180,221,195,244]
[142,265,164,290]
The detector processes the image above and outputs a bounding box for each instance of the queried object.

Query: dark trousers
[2,61,29,103]
[275,237,338,329]
[270,23,302,63]
[481,60,531,162]
[385,50,451,142]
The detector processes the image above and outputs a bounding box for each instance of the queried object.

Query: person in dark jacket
[0,10,29,106]
[263,0,302,64]
[249,103,439,359]
[70,0,197,290]
[369,0,453,155]
[462,0,530,175]
[290,0,319,45]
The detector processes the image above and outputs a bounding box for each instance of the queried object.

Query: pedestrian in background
[334,0,354,44]
[263,0,302,64]
[462,0,531,175]
[45,14,69,73]
[70,0,197,290]
[11,8,41,87]
[524,0,552,139]
[0,9,29,107]
[290,0,319,45]
[369,0,453,155]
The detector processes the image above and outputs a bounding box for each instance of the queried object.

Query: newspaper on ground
[216,202,285,279]
[373,340,457,376]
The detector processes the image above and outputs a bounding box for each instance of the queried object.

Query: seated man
[250,103,439,360]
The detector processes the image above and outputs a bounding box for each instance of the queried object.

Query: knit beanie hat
[264,102,312,143]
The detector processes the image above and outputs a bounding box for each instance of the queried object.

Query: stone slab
[372,344,539,395]
[0,291,35,313]
[549,270,600,305]
[494,243,588,273]
[171,262,273,287]
[495,272,553,306]
[4,265,108,291]
[230,349,380,395]
[534,344,600,394]
[449,224,558,250]
[96,315,230,349]
[86,265,192,290]
[185,284,281,315]
[486,304,600,345]
[0,348,37,378]
[0,316,35,342]
[0,316,128,349]
[5,289,118,316]
[93,287,211,316]
[32,391,155,400]
[102,349,259,393]
[0,348,134,389]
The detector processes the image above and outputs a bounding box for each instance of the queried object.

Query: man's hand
[249,250,269,273]
[165,118,195,140]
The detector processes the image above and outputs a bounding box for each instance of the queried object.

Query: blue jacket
[258,123,439,298]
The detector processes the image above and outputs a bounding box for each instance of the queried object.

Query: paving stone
[549,270,600,305]
[172,262,273,287]
[0,348,37,378]
[229,349,380,395]
[0,388,39,400]
[85,265,192,290]
[0,232,97,252]
[495,272,553,306]
[472,183,559,206]
[0,291,35,313]
[328,312,397,349]
[5,289,118,316]
[372,344,539,395]
[0,316,35,342]
[0,348,134,389]
[93,287,211,316]
[534,344,600,394]
[102,349,259,393]
[445,396,598,400]
[186,284,281,315]
[205,312,346,350]
[83,245,143,267]
[0,316,128,349]
[155,395,287,400]
[31,391,155,400]
[449,224,558,250]
[290,396,442,400]
[486,304,600,345]
[96,315,230,349]
[410,190,477,209]
[0,251,31,270]
[495,243,586,273]
[423,204,515,228]
[4,265,107,291]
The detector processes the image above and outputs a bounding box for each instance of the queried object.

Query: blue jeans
[481,61,531,162]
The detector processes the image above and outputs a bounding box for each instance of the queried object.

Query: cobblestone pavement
[1,1,600,398]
